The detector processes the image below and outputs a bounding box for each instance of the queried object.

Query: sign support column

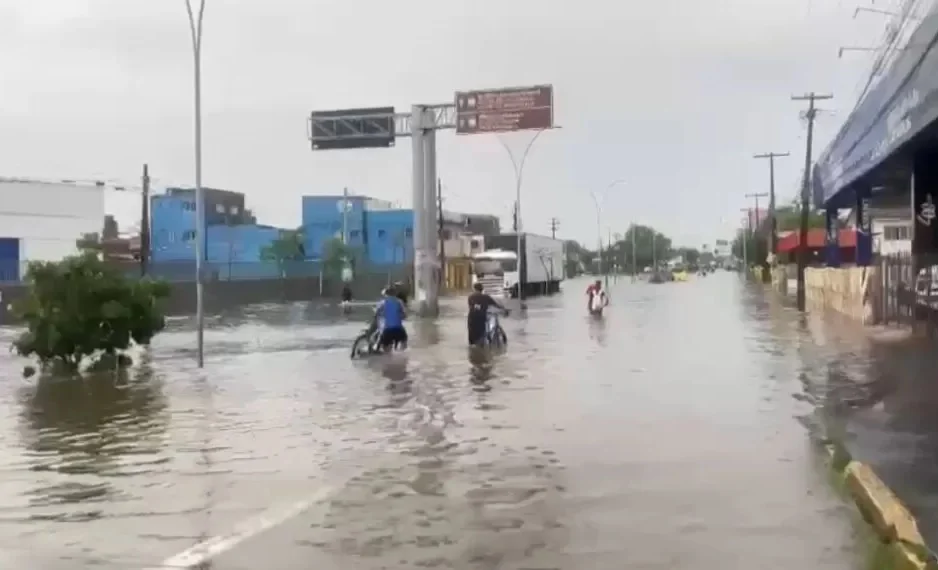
[422,110,440,316]
[411,105,428,314]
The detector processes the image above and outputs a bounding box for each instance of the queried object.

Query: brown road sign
[455,85,553,134]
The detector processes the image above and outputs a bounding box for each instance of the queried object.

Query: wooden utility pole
[549,217,559,239]
[739,207,751,269]
[753,152,789,260]
[140,164,150,277]
[792,92,832,311]
[745,192,769,280]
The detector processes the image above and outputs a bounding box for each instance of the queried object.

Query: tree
[732,229,768,265]
[322,237,356,280]
[676,247,700,265]
[11,252,170,375]
[261,229,305,278]
[609,225,672,272]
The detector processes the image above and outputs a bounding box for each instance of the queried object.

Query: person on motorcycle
[393,280,409,306]
[375,286,408,351]
[467,282,509,346]
[586,280,608,315]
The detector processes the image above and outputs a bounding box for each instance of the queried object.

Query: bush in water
[11,252,170,374]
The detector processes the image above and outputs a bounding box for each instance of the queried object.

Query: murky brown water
[0,273,877,569]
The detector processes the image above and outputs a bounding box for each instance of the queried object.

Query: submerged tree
[261,229,306,278]
[11,253,170,374]
[322,237,356,280]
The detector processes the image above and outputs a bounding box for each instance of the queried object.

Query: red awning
[777,229,857,253]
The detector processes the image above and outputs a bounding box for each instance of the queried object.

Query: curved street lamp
[590,179,626,289]
[498,129,549,309]
[185,0,206,367]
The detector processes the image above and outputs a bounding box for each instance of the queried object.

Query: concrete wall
[0,269,412,326]
[804,266,876,324]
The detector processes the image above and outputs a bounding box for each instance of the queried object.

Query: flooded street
[0,273,876,569]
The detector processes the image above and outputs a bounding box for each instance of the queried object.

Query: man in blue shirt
[376,287,408,351]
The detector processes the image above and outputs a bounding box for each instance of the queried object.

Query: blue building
[299,194,414,266]
[364,209,413,265]
[149,187,295,280]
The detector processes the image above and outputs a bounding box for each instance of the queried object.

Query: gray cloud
[0,0,902,246]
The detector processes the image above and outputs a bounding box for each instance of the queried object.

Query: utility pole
[604,227,612,289]
[549,217,559,239]
[437,178,445,289]
[140,164,150,277]
[631,224,637,281]
[652,232,658,270]
[740,207,751,270]
[792,92,832,311]
[745,191,769,281]
[341,186,349,245]
[753,152,789,261]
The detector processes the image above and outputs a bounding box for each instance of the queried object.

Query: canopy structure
[814,6,938,209]
[776,229,857,253]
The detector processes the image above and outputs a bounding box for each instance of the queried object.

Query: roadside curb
[824,442,938,570]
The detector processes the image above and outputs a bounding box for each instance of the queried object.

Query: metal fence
[877,252,938,330]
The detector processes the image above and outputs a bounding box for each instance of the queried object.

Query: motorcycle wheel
[496,326,508,346]
[350,334,370,359]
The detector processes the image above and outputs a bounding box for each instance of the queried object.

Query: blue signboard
[814,9,938,208]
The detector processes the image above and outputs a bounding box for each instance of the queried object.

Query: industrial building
[0,178,106,282]
[146,188,499,280]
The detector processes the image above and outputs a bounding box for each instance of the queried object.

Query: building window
[883,225,911,241]
[183,230,196,242]
[182,201,196,211]
[404,228,413,238]
[350,230,360,239]
[378,229,387,239]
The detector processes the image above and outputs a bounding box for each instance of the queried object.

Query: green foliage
[772,204,826,232]
[322,237,355,279]
[732,229,769,265]
[604,224,672,272]
[261,229,305,276]
[676,247,700,265]
[11,252,170,372]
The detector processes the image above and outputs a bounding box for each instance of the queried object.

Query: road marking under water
[148,483,341,569]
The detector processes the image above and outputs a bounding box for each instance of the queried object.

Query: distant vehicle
[471,233,565,298]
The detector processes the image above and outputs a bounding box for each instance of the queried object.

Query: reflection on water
[14,365,168,524]
[0,275,901,568]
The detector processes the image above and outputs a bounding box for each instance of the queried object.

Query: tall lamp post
[185,0,206,367]
[499,129,546,309]
[589,179,625,290]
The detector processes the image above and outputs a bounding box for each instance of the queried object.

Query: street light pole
[589,179,626,288]
[185,0,206,367]
[499,129,545,309]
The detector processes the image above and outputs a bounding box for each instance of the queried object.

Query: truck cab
[471,249,519,298]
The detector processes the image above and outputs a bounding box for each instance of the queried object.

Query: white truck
[470,233,565,298]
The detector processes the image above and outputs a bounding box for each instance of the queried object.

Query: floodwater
[0,273,883,569]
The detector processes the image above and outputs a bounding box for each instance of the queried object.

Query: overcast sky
[0,0,914,248]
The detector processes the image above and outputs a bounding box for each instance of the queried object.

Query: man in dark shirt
[467,282,508,346]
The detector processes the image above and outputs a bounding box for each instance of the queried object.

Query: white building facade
[0,178,106,281]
